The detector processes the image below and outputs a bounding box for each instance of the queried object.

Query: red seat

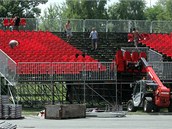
[139,51,147,59]
[20,18,26,27]
[131,51,139,63]
[115,50,124,72]
[9,18,15,26]
[123,51,135,72]
[3,18,9,27]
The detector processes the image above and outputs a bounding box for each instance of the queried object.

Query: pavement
[1,112,172,129]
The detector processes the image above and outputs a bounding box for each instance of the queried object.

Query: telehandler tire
[127,100,137,112]
[143,99,152,112]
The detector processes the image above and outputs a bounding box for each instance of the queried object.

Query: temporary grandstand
[0,18,172,110]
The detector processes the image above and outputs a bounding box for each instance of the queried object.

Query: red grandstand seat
[139,52,147,72]
[3,18,9,27]
[128,33,133,42]
[131,51,139,63]
[115,49,124,72]
[123,51,135,72]
[9,18,15,26]
[76,55,84,62]
[139,51,147,59]
[123,51,132,63]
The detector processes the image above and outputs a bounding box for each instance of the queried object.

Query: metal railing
[1,18,172,33]
[17,62,117,82]
[150,62,172,81]
[121,47,163,62]
[148,49,163,62]
[0,50,16,85]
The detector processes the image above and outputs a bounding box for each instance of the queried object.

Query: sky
[38,0,158,15]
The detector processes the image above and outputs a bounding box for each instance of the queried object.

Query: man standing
[132,28,139,49]
[89,27,98,50]
[13,16,20,31]
[65,20,72,42]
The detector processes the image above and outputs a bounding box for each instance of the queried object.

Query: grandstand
[0,18,172,110]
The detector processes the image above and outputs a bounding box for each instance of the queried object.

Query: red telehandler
[127,57,172,112]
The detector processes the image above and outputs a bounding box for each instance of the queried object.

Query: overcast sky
[38,0,158,15]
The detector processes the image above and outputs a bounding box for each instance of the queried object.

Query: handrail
[0,49,16,65]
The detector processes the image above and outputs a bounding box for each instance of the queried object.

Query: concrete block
[45,104,86,119]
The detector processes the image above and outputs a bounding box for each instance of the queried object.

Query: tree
[144,5,165,20]
[38,3,64,31]
[0,0,47,18]
[144,0,172,20]
[63,0,108,19]
[108,0,146,20]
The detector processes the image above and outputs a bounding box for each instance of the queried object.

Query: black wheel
[143,99,152,112]
[168,102,172,112]
[127,100,137,112]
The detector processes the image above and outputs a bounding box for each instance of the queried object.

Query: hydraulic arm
[141,58,170,107]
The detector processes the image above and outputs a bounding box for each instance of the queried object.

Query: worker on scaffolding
[132,28,140,49]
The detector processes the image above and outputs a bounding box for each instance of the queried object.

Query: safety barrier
[1,18,172,33]
[150,62,172,81]
[148,49,163,62]
[17,62,117,82]
[121,47,163,62]
[0,50,16,85]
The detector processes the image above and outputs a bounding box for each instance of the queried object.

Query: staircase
[54,32,133,62]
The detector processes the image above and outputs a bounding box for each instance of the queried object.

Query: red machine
[127,57,172,112]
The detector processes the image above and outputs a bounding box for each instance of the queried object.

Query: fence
[17,62,117,82]
[0,50,16,85]
[1,18,172,33]
[150,62,172,81]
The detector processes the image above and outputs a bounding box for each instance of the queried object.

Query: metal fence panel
[2,18,172,33]
[121,47,149,53]
[37,18,61,32]
[17,62,52,82]
[107,20,129,32]
[130,20,151,33]
[149,62,163,79]
[152,21,172,33]
[0,50,16,85]
[18,62,117,82]
[61,19,84,32]
[149,62,172,81]
[148,49,163,62]
[162,62,172,80]
[85,19,107,32]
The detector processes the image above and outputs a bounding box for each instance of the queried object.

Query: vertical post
[84,80,86,104]
[59,19,62,32]
[83,63,86,104]
[51,82,55,105]
[150,21,153,33]
[128,20,131,33]
[36,18,38,31]
[62,82,64,104]
[83,19,85,33]
[106,19,108,42]
[114,62,118,111]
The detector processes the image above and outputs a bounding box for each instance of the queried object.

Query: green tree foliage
[145,0,172,20]
[63,0,108,19]
[0,0,47,18]
[39,3,64,31]
[108,0,146,20]
[144,5,165,20]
